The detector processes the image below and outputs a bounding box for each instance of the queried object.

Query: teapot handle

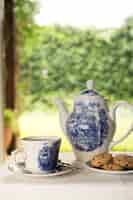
[109,101,133,150]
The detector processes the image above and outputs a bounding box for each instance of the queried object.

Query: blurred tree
[15,0,38,48]
[15,0,38,112]
[4,0,38,111]
[108,16,133,99]
[4,0,17,109]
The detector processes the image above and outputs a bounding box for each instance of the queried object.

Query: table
[0,152,133,200]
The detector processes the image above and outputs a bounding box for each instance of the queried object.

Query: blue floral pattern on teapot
[67,101,109,151]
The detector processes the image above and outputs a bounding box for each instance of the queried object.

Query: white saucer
[86,161,133,175]
[8,161,74,178]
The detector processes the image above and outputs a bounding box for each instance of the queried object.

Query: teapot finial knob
[86,80,95,90]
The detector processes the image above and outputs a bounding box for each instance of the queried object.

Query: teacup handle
[9,149,26,170]
[109,101,133,150]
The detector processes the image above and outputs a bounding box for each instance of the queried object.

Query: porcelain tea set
[9,80,133,177]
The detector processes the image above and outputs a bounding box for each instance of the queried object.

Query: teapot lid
[80,80,99,96]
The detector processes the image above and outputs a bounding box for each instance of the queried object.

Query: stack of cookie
[90,153,133,171]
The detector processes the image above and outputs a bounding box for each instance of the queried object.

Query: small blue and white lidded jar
[56,80,133,162]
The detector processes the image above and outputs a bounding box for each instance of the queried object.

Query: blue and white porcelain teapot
[55,80,133,162]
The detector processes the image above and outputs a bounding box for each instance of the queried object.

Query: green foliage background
[18,17,133,111]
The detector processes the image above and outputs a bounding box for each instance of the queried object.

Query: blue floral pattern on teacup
[38,144,50,168]
[38,140,61,171]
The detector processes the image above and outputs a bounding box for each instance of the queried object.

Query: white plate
[8,161,74,178]
[86,161,133,175]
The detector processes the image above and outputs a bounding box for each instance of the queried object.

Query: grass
[19,107,133,152]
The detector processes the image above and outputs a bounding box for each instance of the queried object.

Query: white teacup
[10,136,61,173]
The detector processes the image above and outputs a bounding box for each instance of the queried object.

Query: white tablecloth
[0,152,133,200]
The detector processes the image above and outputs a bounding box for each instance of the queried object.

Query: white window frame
[0,0,4,163]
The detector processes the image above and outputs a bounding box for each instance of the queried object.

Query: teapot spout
[55,97,69,135]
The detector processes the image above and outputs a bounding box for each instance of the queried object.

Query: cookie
[90,153,112,168]
[113,155,133,169]
[113,155,128,166]
[102,163,123,171]
[123,156,133,169]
